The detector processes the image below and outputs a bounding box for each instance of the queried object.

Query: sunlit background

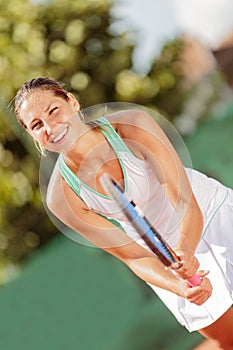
[114,0,233,72]
[0,0,233,349]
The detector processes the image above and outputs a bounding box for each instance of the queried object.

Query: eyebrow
[44,103,52,113]
[28,103,53,129]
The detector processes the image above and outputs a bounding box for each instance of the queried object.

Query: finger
[176,266,200,279]
[187,289,211,305]
[177,257,199,270]
[192,294,210,305]
[192,288,212,304]
[197,270,210,277]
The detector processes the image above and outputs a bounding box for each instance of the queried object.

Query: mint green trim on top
[57,116,134,233]
[58,152,112,200]
[58,154,125,231]
[57,125,127,232]
[201,188,229,239]
[97,117,135,155]
[58,154,81,196]
[97,213,126,232]
[58,117,134,200]
[97,117,134,194]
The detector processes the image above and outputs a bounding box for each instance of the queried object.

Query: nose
[43,117,57,135]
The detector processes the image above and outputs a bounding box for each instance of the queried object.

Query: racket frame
[100,173,202,287]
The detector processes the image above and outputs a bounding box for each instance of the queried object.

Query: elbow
[127,256,155,275]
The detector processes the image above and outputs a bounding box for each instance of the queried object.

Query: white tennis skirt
[148,188,233,332]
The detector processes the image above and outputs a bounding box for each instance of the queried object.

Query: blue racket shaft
[100,174,202,287]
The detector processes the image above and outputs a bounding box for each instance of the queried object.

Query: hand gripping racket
[100,174,202,287]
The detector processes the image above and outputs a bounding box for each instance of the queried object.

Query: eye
[49,106,58,115]
[31,121,43,131]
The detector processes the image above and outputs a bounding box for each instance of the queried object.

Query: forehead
[21,90,56,112]
[20,90,58,124]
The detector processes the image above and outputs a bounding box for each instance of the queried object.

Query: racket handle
[187,274,203,287]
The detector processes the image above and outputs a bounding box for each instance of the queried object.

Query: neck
[65,122,102,168]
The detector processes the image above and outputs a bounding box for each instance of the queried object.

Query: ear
[67,93,80,111]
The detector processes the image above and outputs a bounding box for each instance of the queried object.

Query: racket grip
[187,274,203,287]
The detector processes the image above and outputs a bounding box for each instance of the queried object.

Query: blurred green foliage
[0,0,223,276]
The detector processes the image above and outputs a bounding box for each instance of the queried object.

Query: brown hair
[14,77,69,129]
[14,77,102,154]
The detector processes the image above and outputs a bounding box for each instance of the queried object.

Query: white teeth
[51,127,68,143]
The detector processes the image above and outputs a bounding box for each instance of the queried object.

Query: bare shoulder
[106,108,163,140]
[106,108,152,125]
[46,160,85,217]
[46,161,64,212]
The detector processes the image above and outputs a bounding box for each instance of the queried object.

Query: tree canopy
[0,0,222,275]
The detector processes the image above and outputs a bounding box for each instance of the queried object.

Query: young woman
[14,77,233,349]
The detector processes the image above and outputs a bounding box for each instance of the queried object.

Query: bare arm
[46,170,211,305]
[116,111,204,279]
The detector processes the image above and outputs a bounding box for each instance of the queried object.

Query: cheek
[61,108,75,121]
[29,130,45,145]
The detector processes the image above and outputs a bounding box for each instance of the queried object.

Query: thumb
[197,270,210,277]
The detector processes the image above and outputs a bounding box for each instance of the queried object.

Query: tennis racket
[100,173,202,287]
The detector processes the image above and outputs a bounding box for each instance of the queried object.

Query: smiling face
[18,89,83,153]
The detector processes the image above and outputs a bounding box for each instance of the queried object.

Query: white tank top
[58,117,229,248]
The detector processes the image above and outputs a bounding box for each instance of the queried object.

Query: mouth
[50,126,69,144]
